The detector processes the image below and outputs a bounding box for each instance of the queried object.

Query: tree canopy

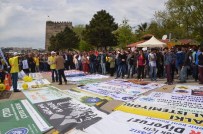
[83,10,118,49]
[48,27,79,51]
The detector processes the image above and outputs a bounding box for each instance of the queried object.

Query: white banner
[84,111,203,134]
[22,86,69,104]
[29,73,43,79]
[78,80,164,101]
[173,85,203,96]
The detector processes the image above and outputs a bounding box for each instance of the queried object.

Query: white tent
[136,36,167,48]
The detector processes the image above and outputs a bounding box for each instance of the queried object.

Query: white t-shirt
[148,53,156,67]
[22,59,29,69]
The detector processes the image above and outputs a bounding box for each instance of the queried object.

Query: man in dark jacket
[179,50,192,83]
[198,47,203,84]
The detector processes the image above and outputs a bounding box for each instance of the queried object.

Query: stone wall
[45,21,72,51]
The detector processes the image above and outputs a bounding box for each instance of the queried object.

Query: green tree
[154,0,203,41]
[73,24,85,40]
[83,10,118,49]
[114,19,136,48]
[49,27,80,51]
[79,40,92,51]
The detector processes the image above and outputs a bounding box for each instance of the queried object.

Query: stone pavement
[0,72,201,134]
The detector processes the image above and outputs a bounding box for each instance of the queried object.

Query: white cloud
[0,0,167,49]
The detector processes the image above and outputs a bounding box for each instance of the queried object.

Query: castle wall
[45,21,72,51]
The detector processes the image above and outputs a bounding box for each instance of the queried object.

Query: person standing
[179,50,192,83]
[28,53,36,73]
[34,54,40,72]
[198,47,203,84]
[148,49,157,81]
[109,52,115,76]
[137,50,146,81]
[48,51,58,83]
[9,52,20,92]
[55,52,67,85]
[164,48,173,85]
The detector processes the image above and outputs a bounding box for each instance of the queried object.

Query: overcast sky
[0,0,167,49]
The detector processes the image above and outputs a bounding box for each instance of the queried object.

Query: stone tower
[45,21,73,51]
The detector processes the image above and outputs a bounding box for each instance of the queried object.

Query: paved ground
[0,72,201,134]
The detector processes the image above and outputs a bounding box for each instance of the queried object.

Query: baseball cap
[51,51,56,54]
[13,52,18,56]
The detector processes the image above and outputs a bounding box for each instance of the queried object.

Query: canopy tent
[136,36,167,48]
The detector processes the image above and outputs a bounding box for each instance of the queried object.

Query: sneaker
[58,83,62,85]
[14,89,21,92]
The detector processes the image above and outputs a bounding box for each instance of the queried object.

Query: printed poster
[0,99,52,134]
[65,88,112,106]
[64,70,85,77]
[15,79,51,90]
[84,111,203,134]
[29,73,43,79]
[23,86,69,104]
[115,101,203,126]
[77,79,164,101]
[66,74,109,82]
[173,85,203,96]
[135,92,203,113]
[35,97,107,133]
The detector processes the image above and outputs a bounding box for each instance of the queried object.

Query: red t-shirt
[138,55,145,66]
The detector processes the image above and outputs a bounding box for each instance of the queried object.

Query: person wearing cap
[48,51,58,83]
[9,52,21,92]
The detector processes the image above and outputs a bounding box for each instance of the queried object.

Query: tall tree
[49,27,80,51]
[114,19,136,48]
[83,10,118,49]
[155,0,203,41]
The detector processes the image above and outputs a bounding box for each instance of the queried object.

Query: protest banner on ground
[35,97,107,133]
[115,100,203,126]
[64,88,112,106]
[66,74,109,81]
[135,92,203,113]
[13,79,51,90]
[0,99,52,134]
[23,86,69,104]
[84,111,203,134]
[29,73,43,79]
[77,80,164,101]
[173,85,203,96]
[64,70,85,77]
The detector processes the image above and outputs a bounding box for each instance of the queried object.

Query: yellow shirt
[34,57,39,66]
[48,56,56,69]
[9,56,19,73]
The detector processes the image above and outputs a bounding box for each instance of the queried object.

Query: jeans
[89,62,95,74]
[51,69,58,82]
[127,64,134,78]
[101,63,106,75]
[117,64,127,78]
[58,69,67,84]
[199,66,203,84]
[12,73,18,90]
[149,66,157,80]
[193,64,198,81]
[180,66,189,82]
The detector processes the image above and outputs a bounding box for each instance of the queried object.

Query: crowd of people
[1,46,203,92]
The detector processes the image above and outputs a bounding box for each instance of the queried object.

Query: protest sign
[23,86,69,104]
[0,99,52,134]
[35,97,106,133]
[115,101,203,126]
[64,70,85,77]
[173,85,203,96]
[14,79,51,90]
[29,73,43,79]
[84,111,203,134]
[78,80,164,101]
[66,74,109,82]
[65,88,112,106]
